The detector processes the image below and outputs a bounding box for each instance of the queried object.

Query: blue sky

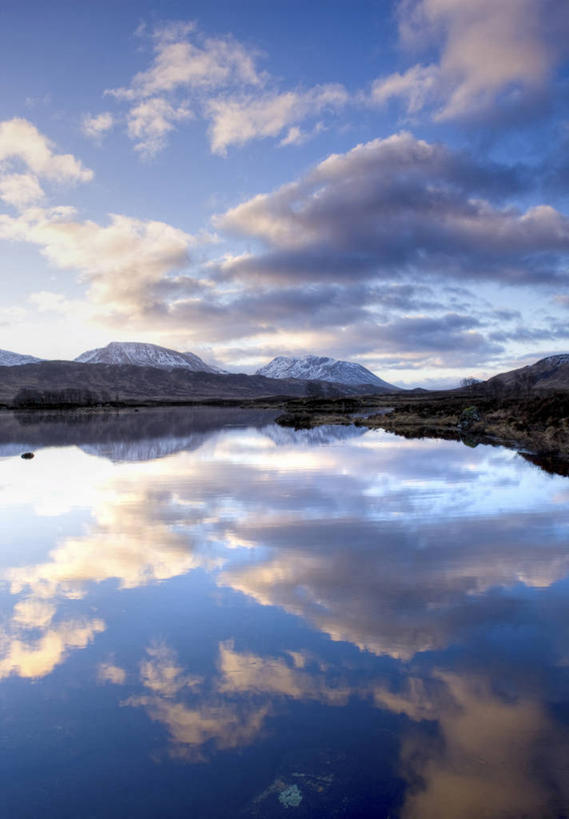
[0,0,568,386]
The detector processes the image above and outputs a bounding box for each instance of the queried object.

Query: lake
[1,407,569,818]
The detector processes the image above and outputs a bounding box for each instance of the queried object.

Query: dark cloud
[72,133,569,371]
[489,319,569,344]
[216,133,569,287]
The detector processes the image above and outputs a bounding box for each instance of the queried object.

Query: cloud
[206,85,347,155]
[372,0,569,122]
[0,118,93,184]
[0,118,93,210]
[279,123,325,147]
[107,25,264,101]
[81,112,115,141]
[216,132,569,287]
[126,97,192,157]
[0,172,45,207]
[97,22,347,155]
[0,206,197,315]
[102,22,266,154]
[1,125,565,370]
[371,64,441,113]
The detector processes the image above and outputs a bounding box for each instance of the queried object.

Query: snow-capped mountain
[256,355,401,391]
[75,342,223,373]
[0,348,43,366]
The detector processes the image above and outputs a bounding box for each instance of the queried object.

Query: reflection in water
[122,642,270,762]
[377,672,569,819]
[0,615,104,679]
[1,407,569,817]
[0,406,280,461]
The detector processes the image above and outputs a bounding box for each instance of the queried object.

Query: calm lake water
[1,407,569,818]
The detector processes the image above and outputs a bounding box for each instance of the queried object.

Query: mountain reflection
[0,406,366,462]
[1,409,569,817]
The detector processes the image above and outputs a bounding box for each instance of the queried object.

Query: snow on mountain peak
[0,348,43,366]
[256,354,400,391]
[74,342,223,373]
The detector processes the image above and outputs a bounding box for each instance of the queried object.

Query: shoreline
[3,391,569,473]
[275,392,569,471]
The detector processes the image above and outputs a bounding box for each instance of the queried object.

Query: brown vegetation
[276,392,569,464]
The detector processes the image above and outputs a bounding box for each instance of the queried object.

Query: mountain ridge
[0,360,371,408]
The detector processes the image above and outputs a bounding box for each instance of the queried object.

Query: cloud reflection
[2,417,569,682]
[0,615,104,679]
[375,671,569,819]
[124,642,271,761]
[2,413,569,815]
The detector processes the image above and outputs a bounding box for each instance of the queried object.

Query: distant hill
[256,355,401,392]
[0,360,369,408]
[75,341,223,373]
[485,354,569,393]
[0,348,43,366]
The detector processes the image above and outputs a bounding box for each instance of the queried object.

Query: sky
[0,0,568,387]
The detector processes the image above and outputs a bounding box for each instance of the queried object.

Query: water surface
[1,407,569,818]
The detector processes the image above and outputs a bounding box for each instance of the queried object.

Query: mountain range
[1,343,569,408]
[0,342,397,391]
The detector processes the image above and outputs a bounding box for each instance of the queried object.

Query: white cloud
[279,122,325,148]
[206,86,346,154]
[107,29,264,101]
[371,64,441,114]
[0,118,93,184]
[96,23,348,156]
[0,207,195,314]
[372,0,568,121]
[0,119,92,217]
[100,22,266,155]
[81,112,115,140]
[127,97,192,157]
[0,172,44,207]
[28,290,74,313]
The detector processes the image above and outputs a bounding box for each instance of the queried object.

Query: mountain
[0,348,43,366]
[256,355,401,392]
[485,354,569,393]
[0,360,366,408]
[75,341,223,373]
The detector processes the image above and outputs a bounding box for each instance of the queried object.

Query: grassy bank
[276,392,569,462]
